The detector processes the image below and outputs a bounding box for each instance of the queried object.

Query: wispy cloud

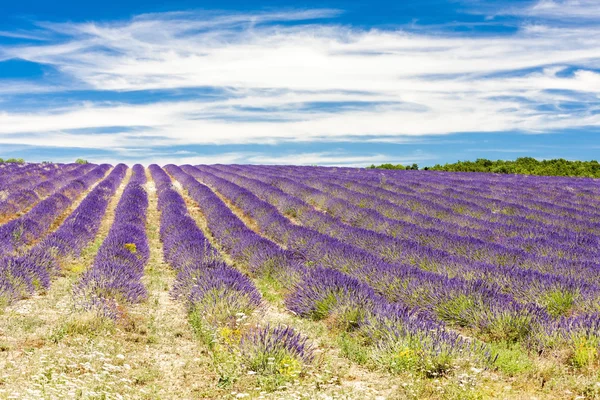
[0,2,599,163]
[524,0,600,20]
[467,0,600,24]
[0,30,49,41]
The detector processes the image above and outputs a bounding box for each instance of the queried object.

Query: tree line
[367,163,420,170]
[368,157,600,178]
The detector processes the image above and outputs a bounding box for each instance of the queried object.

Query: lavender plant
[149,164,262,327]
[75,164,149,316]
[240,324,314,375]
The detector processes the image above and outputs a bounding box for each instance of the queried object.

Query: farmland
[1,162,600,399]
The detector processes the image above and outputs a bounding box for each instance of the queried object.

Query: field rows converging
[1,162,600,399]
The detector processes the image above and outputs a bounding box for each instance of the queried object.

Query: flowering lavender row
[155,166,330,377]
[0,165,128,304]
[373,170,600,235]
[221,165,600,289]
[240,324,315,372]
[75,165,149,315]
[265,164,600,235]
[0,163,95,220]
[166,164,486,370]
[334,167,600,259]
[0,164,111,259]
[0,163,60,192]
[42,164,128,259]
[324,168,600,252]
[183,165,552,346]
[379,167,600,219]
[163,164,303,281]
[201,165,600,323]
[148,164,262,324]
[313,166,600,239]
[238,165,600,266]
[0,163,72,197]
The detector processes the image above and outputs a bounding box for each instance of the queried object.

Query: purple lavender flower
[240,324,314,374]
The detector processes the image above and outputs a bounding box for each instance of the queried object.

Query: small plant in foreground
[488,342,535,376]
[285,267,378,331]
[240,324,314,381]
[542,289,576,318]
[361,303,493,378]
[569,335,599,370]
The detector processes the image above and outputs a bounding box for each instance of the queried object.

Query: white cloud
[0,31,49,41]
[0,6,599,159]
[526,0,600,19]
[472,0,600,23]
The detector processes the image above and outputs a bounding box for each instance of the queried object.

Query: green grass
[489,342,535,376]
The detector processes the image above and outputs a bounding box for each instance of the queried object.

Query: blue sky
[0,0,599,166]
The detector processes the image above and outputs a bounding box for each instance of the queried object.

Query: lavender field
[1,162,600,399]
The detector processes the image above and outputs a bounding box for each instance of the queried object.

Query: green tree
[368,163,405,170]
[428,157,600,178]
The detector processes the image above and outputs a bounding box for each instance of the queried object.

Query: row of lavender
[262,164,598,228]
[218,164,600,290]
[151,165,261,320]
[75,165,148,316]
[0,163,93,221]
[0,163,62,192]
[0,165,127,304]
[2,162,596,373]
[150,165,315,376]
[316,166,600,247]
[239,165,600,263]
[181,165,600,363]
[210,164,599,314]
[165,165,491,374]
[0,164,110,259]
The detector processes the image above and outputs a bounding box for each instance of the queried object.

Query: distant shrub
[75,159,89,164]
[370,157,600,177]
[368,163,418,170]
[368,163,405,170]
[1,158,24,164]
[428,157,600,178]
